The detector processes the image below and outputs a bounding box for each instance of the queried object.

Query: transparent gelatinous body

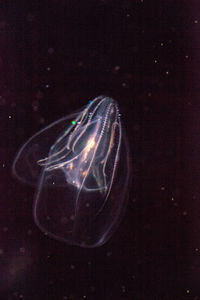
[12,96,132,247]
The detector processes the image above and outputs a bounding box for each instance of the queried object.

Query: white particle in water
[48,48,55,54]
[106,251,112,257]
[19,247,25,254]
[114,65,120,71]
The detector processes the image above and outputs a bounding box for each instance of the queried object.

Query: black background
[1,0,200,299]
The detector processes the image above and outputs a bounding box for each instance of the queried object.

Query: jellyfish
[12,96,132,248]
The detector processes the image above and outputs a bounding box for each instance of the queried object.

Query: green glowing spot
[71,120,76,125]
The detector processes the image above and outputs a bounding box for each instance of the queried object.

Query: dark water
[1,0,200,299]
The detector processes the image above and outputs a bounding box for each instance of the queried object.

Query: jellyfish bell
[12,96,132,248]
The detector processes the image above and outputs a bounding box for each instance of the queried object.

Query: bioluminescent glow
[12,96,131,248]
